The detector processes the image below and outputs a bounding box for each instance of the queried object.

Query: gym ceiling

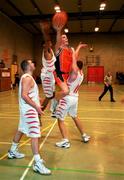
[0,0,124,34]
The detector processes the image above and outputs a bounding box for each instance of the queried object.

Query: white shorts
[41,72,55,98]
[18,108,41,138]
[55,95,78,121]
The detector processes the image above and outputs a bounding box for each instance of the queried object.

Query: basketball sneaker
[33,159,51,175]
[111,99,116,102]
[82,133,90,143]
[51,112,57,118]
[8,149,25,159]
[56,139,70,148]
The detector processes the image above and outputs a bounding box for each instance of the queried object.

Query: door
[87,66,104,83]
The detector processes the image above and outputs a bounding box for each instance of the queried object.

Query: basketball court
[0,0,124,179]
[0,85,124,180]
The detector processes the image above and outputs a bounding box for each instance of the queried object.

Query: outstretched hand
[39,21,50,33]
[39,21,51,42]
[35,104,44,115]
[77,42,88,49]
[75,42,87,60]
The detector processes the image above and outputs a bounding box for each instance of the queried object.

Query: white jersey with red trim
[55,70,84,121]
[41,49,56,74]
[18,73,41,138]
[19,73,40,111]
[67,71,84,97]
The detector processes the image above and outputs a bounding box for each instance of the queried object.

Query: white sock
[82,133,86,137]
[50,99,58,113]
[10,142,19,152]
[34,154,41,163]
[63,138,69,142]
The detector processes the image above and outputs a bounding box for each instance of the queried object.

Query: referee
[99,72,116,102]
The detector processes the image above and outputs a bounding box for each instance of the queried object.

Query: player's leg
[29,117,51,175]
[55,120,70,148]
[41,97,50,111]
[109,85,115,102]
[31,137,51,175]
[58,120,68,139]
[8,130,25,159]
[41,73,55,111]
[41,93,55,111]
[28,116,51,175]
[99,85,109,101]
[13,130,23,142]
[72,117,90,143]
[72,116,83,134]
[69,98,90,143]
[55,79,69,100]
[50,97,58,118]
[31,137,39,154]
[55,98,70,148]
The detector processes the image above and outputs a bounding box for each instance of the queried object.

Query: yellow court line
[2,107,124,115]
[77,109,124,112]
[65,117,124,121]
[0,142,31,146]
[92,131,106,135]
[77,120,124,124]
[0,123,53,161]
[113,134,124,138]
[0,142,12,145]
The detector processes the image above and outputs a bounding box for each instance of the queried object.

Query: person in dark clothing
[99,72,116,102]
[13,72,20,89]
[15,72,20,86]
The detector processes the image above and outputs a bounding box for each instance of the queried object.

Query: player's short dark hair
[61,34,67,37]
[21,60,30,72]
[77,60,83,70]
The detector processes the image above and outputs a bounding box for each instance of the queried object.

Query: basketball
[52,11,68,30]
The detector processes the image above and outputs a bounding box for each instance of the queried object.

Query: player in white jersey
[8,60,51,175]
[40,41,56,111]
[40,21,56,111]
[55,45,90,148]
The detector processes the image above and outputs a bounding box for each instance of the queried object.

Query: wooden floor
[0,84,124,180]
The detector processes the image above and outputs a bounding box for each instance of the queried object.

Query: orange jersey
[55,47,73,83]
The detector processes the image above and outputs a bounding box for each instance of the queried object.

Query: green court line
[0,164,124,177]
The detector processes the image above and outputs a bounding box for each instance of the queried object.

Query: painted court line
[0,142,31,146]
[65,117,124,123]
[44,116,124,121]
[20,120,57,180]
[77,109,124,112]
[0,123,53,161]
[0,164,124,177]
[80,120,124,124]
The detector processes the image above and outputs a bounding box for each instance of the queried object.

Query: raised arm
[39,21,51,42]
[40,21,53,60]
[72,42,87,72]
[44,47,53,60]
[71,49,78,72]
[55,28,62,52]
[75,42,87,61]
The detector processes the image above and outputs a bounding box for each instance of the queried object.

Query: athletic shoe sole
[33,166,51,175]
[8,153,25,159]
[56,143,71,148]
